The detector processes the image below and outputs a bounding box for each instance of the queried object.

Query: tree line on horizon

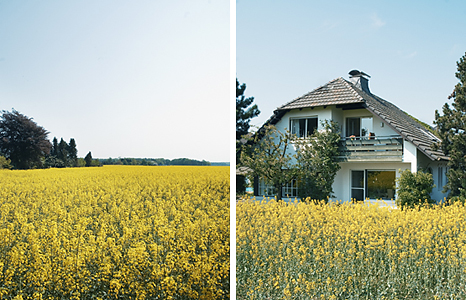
[0,109,221,170]
[0,109,100,170]
[100,157,212,166]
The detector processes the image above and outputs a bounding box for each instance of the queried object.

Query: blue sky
[237,0,466,130]
[0,1,230,161]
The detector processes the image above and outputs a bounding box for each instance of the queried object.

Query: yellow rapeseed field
[237,199,466,299]
[0,165,229,300]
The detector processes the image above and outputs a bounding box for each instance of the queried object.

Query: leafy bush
[396,169,435,208]
[0,155,12,169]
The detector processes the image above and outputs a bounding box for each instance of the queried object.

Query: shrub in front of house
[396,169,435,208]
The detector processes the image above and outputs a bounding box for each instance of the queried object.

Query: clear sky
[237,0,466,130]
[0,1,230,162]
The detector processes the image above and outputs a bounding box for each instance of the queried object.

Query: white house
[254,70,449,202]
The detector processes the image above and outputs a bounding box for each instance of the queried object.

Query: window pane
[361,117,373,137]
[351,188,364,201]
[438,167,443,191]
[291,119,298,135]
[307,118,318,137]
[367,171,396,200]
[351,170,364,188]
[299,119,306,138]
[346,118,360,137]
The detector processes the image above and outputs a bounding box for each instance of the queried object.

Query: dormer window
[290,117,318,138]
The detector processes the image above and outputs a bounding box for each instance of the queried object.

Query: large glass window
[351,170,396,201]
[366,171,396,200]
[291,117,318,138]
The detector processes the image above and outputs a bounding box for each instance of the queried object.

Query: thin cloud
[397,50,418,59]
[370,13,386,28]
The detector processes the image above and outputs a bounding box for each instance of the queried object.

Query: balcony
[337,135,403,162]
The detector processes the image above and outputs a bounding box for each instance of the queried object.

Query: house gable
[264,73,447,161]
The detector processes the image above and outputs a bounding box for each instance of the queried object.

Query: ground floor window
[258,178,298,198]
[258,180,275,197]
[282,179,298,198]
[351,170,396,201]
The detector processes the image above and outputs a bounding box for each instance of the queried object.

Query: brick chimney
[349,70,371,94]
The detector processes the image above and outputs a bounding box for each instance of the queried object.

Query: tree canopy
[295,120,342,201]
[240,125,296,200]
[236,79,260,142]
[0,110,51,169]
[240,121,342,201]
[434,52,466,200]
[236,79,260,194]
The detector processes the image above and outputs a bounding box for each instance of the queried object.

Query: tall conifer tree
[68,138,78,167]
[434,52,466,200]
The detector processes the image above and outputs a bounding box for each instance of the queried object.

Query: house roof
[267,76,448,161]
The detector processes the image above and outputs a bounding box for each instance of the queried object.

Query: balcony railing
[337,135,403,162]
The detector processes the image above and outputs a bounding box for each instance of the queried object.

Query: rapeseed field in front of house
[0,165,229,300]
[237,199,466,299]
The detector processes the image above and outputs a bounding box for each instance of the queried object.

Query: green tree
[58,138,69,167]
[236,79,260,141]
[396,169,435,209]
[295,120,342,201]
[84,151,93,167]
[236,79,260,194]
[0,110,51,169]
[434,52,466,200]
[240,125,297,200]
[68,138,78,167]
[51,137,58,157]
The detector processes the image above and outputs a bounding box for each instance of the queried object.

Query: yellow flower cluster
[237,199,466,299]
[0,165,229,300]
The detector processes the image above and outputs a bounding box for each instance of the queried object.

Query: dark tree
[0,110,52,169]
[68,138,78,167]
[58,138,69,166]
[236,79,260,194]
[51,137,58,157]
[434,52,466,200]
[236,79,260,142]
[84,151,93,167]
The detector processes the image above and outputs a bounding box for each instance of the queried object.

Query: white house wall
[403,140,417,173]
[274,106,332,133]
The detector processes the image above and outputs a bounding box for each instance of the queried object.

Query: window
[346,117,373,138]
[366,170,396,200]
[351,170,396,201]
[351,170,365,201]
[291,117,318,138]
[282,179,298,198]
[438,166,443,191]
[258,180,275,196]
[258,178,299,198]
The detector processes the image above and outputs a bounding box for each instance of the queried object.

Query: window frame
[345,116,373,138]
[290,117,318,138]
